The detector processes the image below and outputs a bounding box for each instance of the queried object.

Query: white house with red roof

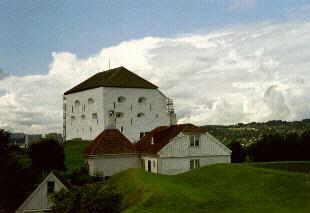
[84,124,231,177]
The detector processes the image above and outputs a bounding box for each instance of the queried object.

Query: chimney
[167,98,177,125]
[106,110,116,129]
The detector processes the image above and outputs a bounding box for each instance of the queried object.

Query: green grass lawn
[106,164,310,213]
[63,140,89,171]
[250,161,310,174]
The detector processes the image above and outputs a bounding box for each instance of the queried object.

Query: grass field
[250,161,310,174]
[63,140,88,170]
[106,164,310,213]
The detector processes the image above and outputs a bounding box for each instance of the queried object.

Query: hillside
[106,164,310,213]
[202,119,310,145]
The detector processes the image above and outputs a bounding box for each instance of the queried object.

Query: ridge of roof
[64,66,158,95]
[136,124,207,155]
[84,129,137,155]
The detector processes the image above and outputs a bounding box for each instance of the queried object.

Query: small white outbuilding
[16,171,68,213]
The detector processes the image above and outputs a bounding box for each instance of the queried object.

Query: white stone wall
[88,154,140,177]
[64,87,104,140]
[158,155,231,175]
[102,87,170,142]
[64,86,171,141]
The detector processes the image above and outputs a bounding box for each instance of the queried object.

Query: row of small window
[70,98,95,113]
[117,96,147,104]
[113,102,153,113]
[190,159,200,169]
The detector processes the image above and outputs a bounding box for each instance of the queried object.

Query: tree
[228,141,246,163]
[52,184,122,213]
[28,139,66,172]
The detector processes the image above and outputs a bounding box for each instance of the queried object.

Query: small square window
[47,181,55,194]
[190,135,200,147]
[190,160,195,169]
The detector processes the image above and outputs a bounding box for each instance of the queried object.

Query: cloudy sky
[1,0,310,134]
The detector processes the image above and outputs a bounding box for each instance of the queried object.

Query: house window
[190,135,200,147]
[137,112,145,118]
[113,102,116,109]
[138,97,146,103]
[82,104,86,112]
[149,104,152,111]
[116,112,124,118]
[153,160,156,169]
[190,159,200,169]
[121,126,124,133]
[140,132,145,138]
[131,118,133,126]
[72,106,74,113]
[92,113,98,119]
[88,98,94,105]
[130,104,133,112]
[47,181,55,194]
[117,96,126,103]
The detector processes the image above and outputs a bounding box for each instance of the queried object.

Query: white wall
[156,132,231,175]
[159,132,232,157]
[141,156,158,173]
[88,154,140,177]
[158,156,231,175]
[16,173,67,213]
[102,87,170,142]
[64,87,104,140]
[64,87,171,142]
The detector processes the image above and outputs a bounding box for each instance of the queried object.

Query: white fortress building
[63,66,176,142]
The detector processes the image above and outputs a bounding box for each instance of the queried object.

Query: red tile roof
[84,129,137,155]
[136,124,207,155]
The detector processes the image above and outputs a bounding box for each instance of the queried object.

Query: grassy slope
[63,141,88,170]
[250,161,310,174]
[107,164,310,213]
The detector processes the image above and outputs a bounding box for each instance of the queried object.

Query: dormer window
[138,97,146,103]
[190,135,200,147]
[137,113,145,118]
[117,96,126,103]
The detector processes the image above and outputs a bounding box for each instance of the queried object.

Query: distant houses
[9,133,63,148]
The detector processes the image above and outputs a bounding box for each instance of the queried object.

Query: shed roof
[136,124,207,155]
[64,66,158,95]
[84,129,137,155]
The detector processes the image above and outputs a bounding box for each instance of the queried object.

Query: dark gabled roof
[64,66,158,95]
[84,129,137,155]
[136,124,207,155]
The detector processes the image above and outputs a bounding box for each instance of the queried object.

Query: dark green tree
[228,141,246,163]
[52,184,122,213]
[28,139,66,172]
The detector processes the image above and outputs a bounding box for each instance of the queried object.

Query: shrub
[52,184,122,213]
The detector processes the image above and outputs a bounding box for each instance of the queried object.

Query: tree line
[229,130,310,162]
[0,129,121,213]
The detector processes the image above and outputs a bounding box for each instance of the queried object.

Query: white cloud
[1,20,310,133]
